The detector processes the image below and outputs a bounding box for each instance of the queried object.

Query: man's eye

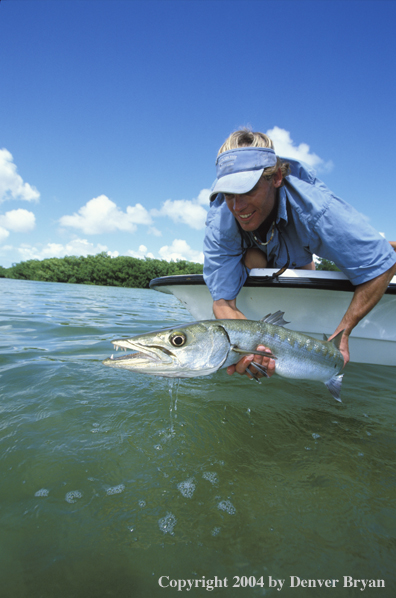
[224,193,234,200]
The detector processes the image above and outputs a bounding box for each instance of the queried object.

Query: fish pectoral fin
[250,362,269,378]
[231,345,277,360]
[325,373,344,402]
[325,329,345,350]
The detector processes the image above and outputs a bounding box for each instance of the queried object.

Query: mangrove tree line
[0,252,203,288]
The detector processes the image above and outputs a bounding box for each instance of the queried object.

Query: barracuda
[103,311,345,401]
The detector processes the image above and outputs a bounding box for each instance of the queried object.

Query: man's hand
[213,300,276,380]
[338,333,350,367]
[226,345,276,380]
[327,331,350,368]
[327,262,396,368]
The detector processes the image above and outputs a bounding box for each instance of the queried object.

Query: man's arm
[328,262,396,365]
[213,298,276,379]
[213,298,246,320]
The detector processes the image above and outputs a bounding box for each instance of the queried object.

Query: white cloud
[16,238,109,262]
[0,209,36,232]
[0,149,40,203]
[59,195,152,234]
[266,127,333,172]
[158,239,204,263]
[148,226,162,237]
[127,244,155,259]
[196,189,211,206]
[152,189,210,231]
[0,226,10,243]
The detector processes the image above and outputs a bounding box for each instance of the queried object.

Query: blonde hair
[218,128,290,180]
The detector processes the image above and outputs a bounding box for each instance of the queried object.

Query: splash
[106,484,125,495]
[65,490,83,504]
[158,512,177,535]
[168,378,180,434]
[177,478,196,498]
[34,488,49,497]
[217,500,236,515]
[202,472,218,485]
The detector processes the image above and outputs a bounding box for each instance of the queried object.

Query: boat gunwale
[149,274,396,295]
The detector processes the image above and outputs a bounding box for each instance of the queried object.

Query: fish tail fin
[325,374,344,402]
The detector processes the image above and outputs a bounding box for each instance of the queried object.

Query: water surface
[1,279,395,597]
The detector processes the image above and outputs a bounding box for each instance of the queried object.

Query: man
[203,129,396,379]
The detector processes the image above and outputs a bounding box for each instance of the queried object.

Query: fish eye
[170,332,187,347]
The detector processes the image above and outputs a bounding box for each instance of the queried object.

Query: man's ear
[273,168,283,188]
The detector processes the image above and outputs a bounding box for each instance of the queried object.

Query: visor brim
[209,169,264,201]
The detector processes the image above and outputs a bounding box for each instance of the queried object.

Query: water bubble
[34,488,49,497]
[158,512,177,535]
[202,472,218,485]
[106,484,125,495]
[65,490,82,504]
[177,478,196,498]
[138,500,146,508]
[312,433,321,440]
[211,526,221,536]
[217,500,236,515]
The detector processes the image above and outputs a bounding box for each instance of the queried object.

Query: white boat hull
[150,269,396,366]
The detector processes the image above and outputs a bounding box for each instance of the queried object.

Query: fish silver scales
[103,311,345,401]
[222,319,343,382]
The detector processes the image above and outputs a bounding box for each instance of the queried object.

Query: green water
[1,278,395,598]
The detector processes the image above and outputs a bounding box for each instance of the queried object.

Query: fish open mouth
[103,340,174,366]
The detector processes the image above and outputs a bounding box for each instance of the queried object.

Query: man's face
[224,173,282,231]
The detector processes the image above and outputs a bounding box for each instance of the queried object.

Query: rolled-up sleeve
[309,194,396,286]
[203,200,247,301]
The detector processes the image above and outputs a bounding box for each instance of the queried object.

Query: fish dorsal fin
[261,310,290,327]
[329,329,345,350]
[323,333,329,341]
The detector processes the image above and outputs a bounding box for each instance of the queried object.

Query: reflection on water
[1,278,396,597]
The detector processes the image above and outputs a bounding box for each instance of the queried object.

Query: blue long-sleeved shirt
[203,159,396,301]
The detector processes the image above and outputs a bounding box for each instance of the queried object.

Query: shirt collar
[276,186,288,226]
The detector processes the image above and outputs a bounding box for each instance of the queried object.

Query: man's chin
[237,219,257,231]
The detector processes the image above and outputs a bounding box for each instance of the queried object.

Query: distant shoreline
[0,252,203,289]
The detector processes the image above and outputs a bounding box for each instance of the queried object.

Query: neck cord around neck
[252,221,275,246]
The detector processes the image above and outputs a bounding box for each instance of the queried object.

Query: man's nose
[232,194,248,211]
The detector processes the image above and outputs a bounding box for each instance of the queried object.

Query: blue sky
[0,0,395,268]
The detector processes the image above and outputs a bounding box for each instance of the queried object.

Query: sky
[0,0,395,268]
